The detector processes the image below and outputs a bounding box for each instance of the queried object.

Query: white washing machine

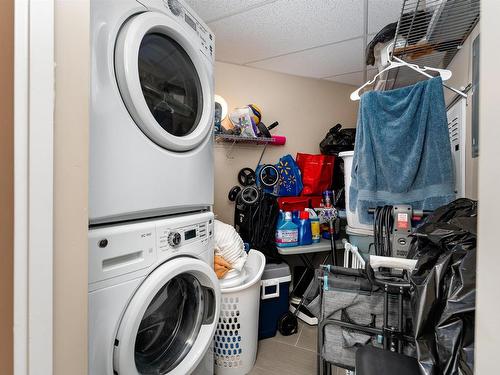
[88,211,220,375]
[90,0,215,224]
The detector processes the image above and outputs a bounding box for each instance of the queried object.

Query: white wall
[53,1,89,374]
[475,2,500,374]
[214,62,359,223]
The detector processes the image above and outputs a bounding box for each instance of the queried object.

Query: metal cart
[315,256,418,375]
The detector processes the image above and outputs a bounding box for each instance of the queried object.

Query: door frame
[13,0,54,374]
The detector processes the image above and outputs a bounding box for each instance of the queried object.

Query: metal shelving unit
[214,133,275,145]
[214,133,281,159]
[387,0,480,89]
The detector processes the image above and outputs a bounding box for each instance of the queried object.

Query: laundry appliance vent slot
[102,251,144,272]
[446,98,466,197]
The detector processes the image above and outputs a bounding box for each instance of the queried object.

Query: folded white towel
[214,220,247,271]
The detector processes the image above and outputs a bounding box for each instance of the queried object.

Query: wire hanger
[350,42,467,101]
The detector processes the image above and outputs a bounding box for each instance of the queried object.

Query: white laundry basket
[214,250,266,375]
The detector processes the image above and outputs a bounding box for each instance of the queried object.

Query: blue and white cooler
[258,262,292,339]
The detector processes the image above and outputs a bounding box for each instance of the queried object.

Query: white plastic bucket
[346,225,374,253]
[339,151,373,233]
[214,250,266,374]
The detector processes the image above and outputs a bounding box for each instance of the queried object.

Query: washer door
[115,12,213,152]
[113,257,220,375]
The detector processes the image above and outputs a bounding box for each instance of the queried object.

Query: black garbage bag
[234,192,281,262]
[320,123,356,155]
[408,198,477,375]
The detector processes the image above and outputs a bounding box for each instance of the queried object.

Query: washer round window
[138,33,203,137]
[134,273,204,374]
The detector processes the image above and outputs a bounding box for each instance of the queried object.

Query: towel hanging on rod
[351,42,467,101]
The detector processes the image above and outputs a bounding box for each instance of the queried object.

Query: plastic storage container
[298,211,312,246]
[346,226,374,253]
[277,196,310,212]
[258,262,292,339]
[339,151,372,232]
[276,211,299,247]
[311,217,320,243]
[214,250,266,374]
[340,151,375,249]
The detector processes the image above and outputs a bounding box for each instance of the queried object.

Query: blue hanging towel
[350,77,456,224]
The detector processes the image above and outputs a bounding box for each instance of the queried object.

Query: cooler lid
[262,262,291,281]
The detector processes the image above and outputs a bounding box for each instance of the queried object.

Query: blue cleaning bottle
[298,210,313,246]
[275,211,299,247]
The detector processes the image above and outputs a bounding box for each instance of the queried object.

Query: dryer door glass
[138,33,203,137]
[134,273,210,374]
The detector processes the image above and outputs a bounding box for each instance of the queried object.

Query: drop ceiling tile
[326,69,377,86]
[368,0,405,34]
[184,0,273,23]
[248,38,364,79]
[210,0,364,64]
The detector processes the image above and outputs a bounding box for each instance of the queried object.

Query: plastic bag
[274,154,303,196]
[409,198,477,375]
[320,123,356,155]
[296,153,335,195]
[229,107,258,137]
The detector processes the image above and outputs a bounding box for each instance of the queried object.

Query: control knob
[167,0,182,16]
[168,231,182,247]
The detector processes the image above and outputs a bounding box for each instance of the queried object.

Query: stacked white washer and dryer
[88,1,219,374]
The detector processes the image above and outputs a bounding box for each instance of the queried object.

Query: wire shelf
[214,133,275,144]
[388,0,480,88]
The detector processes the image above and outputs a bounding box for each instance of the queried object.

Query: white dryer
[88,211,220,375]
[90,0,215,224]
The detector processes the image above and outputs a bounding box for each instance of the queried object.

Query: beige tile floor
[249,322,343,375]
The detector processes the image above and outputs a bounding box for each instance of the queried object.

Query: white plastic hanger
[350,43,467,101]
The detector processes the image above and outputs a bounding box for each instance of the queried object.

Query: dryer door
[113,257,220,375]
[115,12,213,152]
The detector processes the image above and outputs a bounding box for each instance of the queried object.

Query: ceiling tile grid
[367,0,405,34]
[208,0,364,64]
[185,0,405,85]
[325,68,378,86]
[184,0,277,23]
[248,38,364,79]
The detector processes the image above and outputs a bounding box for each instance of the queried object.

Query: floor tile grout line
[294,327,303,347]
[295,345,317,354]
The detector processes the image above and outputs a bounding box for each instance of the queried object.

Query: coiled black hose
[374,205,393,257]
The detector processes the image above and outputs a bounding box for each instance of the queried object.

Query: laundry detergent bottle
[298,211,313,246]
[276,211,299,247]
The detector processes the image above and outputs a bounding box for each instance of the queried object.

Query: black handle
[367,207,433,217]
[364,261,411,290]
[267,121,279,130]
[329,123,342,133]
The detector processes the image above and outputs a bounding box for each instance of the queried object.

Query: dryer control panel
[157,218,213,253]
[163,0,215,61]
